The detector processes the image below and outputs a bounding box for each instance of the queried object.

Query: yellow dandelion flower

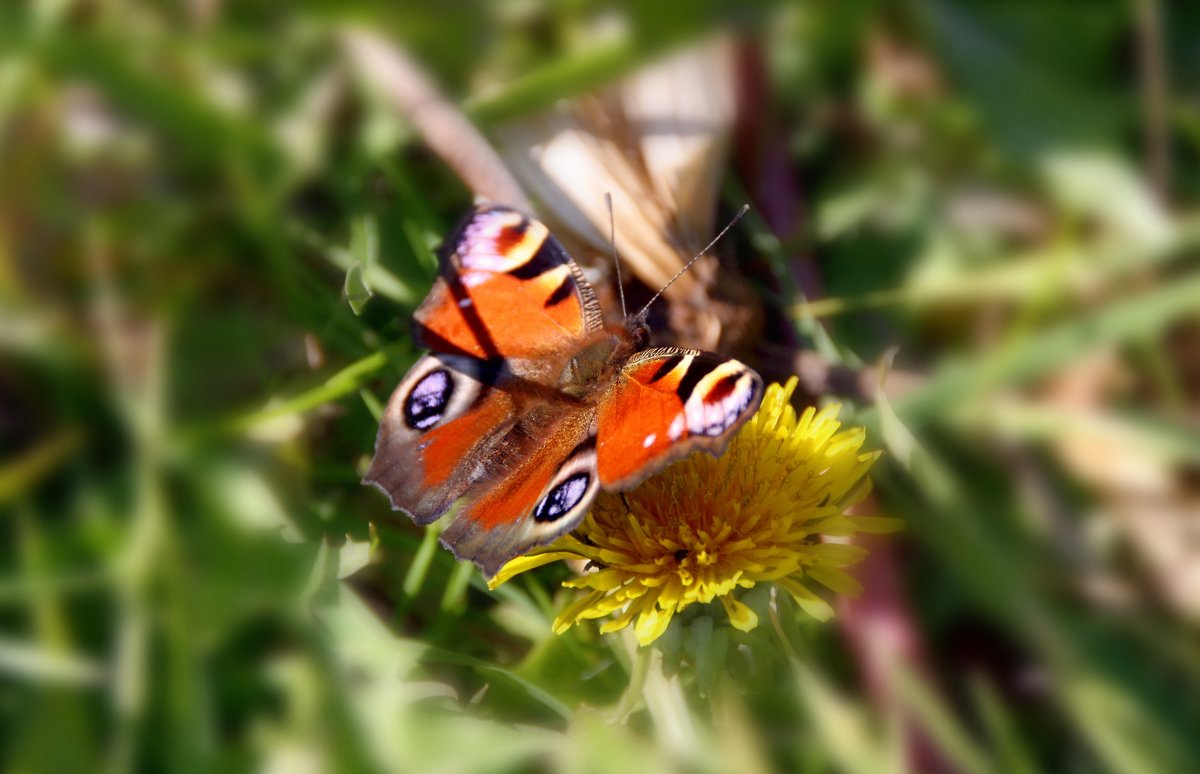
[489,377,901,646]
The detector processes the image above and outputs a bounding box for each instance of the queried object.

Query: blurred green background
[3,1,1200,772]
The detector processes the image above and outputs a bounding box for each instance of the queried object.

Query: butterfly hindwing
[414,205,604,361]
[595,347,763,489]
[440,412,599,577]
[364,354,516,525]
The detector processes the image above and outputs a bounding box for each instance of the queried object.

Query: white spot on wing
[668,414,685,441]
[412,370,447,400]
[643,433,656,448]
[560,476,588,509]
[458,297,473,308]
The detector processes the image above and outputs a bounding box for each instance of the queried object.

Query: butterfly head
[625,310,652,350]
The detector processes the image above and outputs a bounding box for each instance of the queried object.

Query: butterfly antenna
[635,204,749,319]
[605,193,628,319]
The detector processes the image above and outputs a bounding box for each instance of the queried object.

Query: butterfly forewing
[595,348,763,489]
[413,206,603,362]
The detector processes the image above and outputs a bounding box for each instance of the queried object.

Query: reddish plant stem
[734,38,950,774]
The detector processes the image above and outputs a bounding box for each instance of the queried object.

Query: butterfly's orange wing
[595,348,762,489]
[439,409,598,577]
[414,205,604,361]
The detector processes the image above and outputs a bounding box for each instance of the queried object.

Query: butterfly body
[366,205,762,576]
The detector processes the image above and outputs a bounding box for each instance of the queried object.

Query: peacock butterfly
[364,204,763,577]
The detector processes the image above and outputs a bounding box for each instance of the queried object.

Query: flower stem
[611,635,651,723]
